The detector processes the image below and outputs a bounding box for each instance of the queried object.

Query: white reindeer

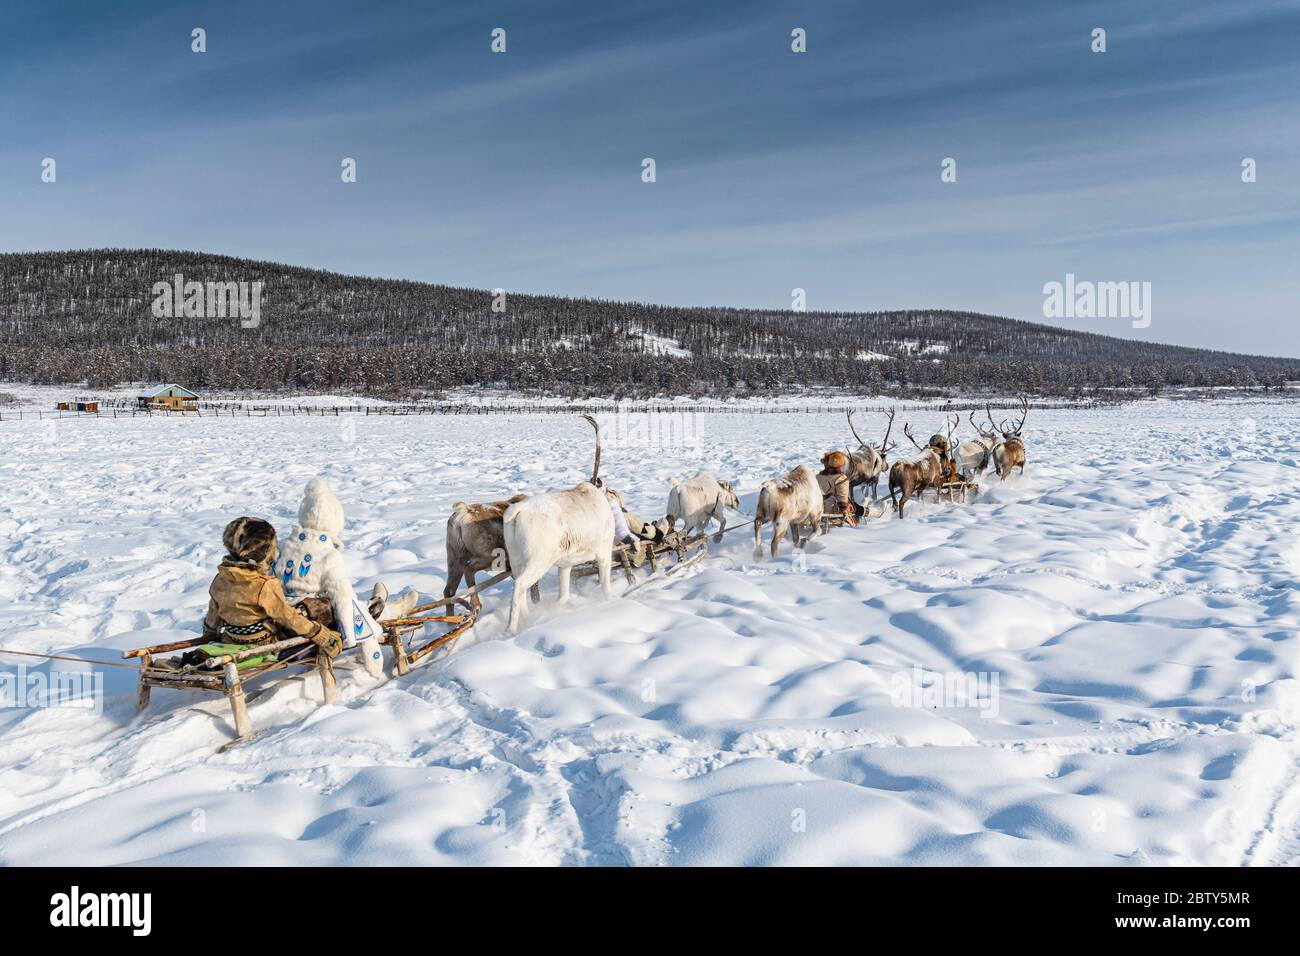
[501,416,615,634]
[952,407,1000,478]
[665,471,740,541]
[752,464,823,558]
[846,408,896,503]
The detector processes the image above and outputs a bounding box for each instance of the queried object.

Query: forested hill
[1,249,1294,397]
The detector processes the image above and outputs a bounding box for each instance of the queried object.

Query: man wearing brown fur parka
[201,516,343,657]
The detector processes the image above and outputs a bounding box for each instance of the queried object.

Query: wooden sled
[123,633,344,750]
[819,499,887,533]
[381,589,484,677]
[122,597,481,748]
[573,527,713,588]
[936,479,979,503]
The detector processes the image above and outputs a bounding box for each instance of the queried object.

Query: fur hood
[222,516,278,566]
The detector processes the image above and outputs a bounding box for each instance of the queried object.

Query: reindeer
[444,494,529,612]
[846,408,896,503]
[990,397,1028,480]
[887,424,945,518]
[502,415,615,634]
[753,464,823,558]
[936,415,963,486]
[952,407,1000,478]
[665,472,740,541]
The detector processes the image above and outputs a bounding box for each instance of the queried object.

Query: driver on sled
[197,516,345,667]
[194,480,423,675]
[817,451,858,527]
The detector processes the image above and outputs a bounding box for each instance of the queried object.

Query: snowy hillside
[1,401,1298,865]
[5,250,1300,397]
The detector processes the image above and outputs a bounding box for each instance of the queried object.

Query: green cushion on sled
[199,643,275,668]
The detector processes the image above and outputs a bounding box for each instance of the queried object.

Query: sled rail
[382,596,478,676]
[122,635,209,658]
[198,636,313,668]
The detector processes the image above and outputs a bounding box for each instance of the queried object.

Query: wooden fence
[0,398,1117,422]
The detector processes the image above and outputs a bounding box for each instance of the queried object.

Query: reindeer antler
[847,409,868,448]
[946,413,959,443]
[987,402,1016,439]
[880,408,896,454]
[904,422,925,451]
[581,414,603,487]
[1010,396,1029,435]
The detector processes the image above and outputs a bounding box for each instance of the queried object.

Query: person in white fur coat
[272,478,415,679]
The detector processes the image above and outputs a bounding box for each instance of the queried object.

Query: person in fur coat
[272,478,416,679]
[202,516,344,656]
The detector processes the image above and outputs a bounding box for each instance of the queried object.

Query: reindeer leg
[753,517,765,560]
[464,570,482,613]
[509,566,544,634]
[444,567,465,608]
[596,550,614,598]
[557,565,572,604]
[771,518,789,558]
[508,581,528,634]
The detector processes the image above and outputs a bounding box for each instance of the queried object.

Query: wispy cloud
[2,0,1298,353]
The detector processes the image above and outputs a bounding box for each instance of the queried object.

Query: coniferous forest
[2,249,1295,398]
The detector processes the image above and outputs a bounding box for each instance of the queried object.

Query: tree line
[2,249,1295,398]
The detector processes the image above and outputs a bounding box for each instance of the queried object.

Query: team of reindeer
[447,400,1030,634]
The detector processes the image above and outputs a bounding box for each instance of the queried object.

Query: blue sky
[2,0,1298,354]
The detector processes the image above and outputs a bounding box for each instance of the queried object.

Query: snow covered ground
[1,400,1298,866]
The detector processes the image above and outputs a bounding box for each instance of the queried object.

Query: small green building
[137,384,199,411]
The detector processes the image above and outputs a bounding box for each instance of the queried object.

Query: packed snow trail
[1,396,1298,865]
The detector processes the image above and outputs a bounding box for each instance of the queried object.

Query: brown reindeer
[753,463,823,558]
[846,408,896,503]
[444,494,530,611]
[990,397,1028,480]
[887,424,945,518]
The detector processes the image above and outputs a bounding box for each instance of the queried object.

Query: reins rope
[0,648,141,669]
